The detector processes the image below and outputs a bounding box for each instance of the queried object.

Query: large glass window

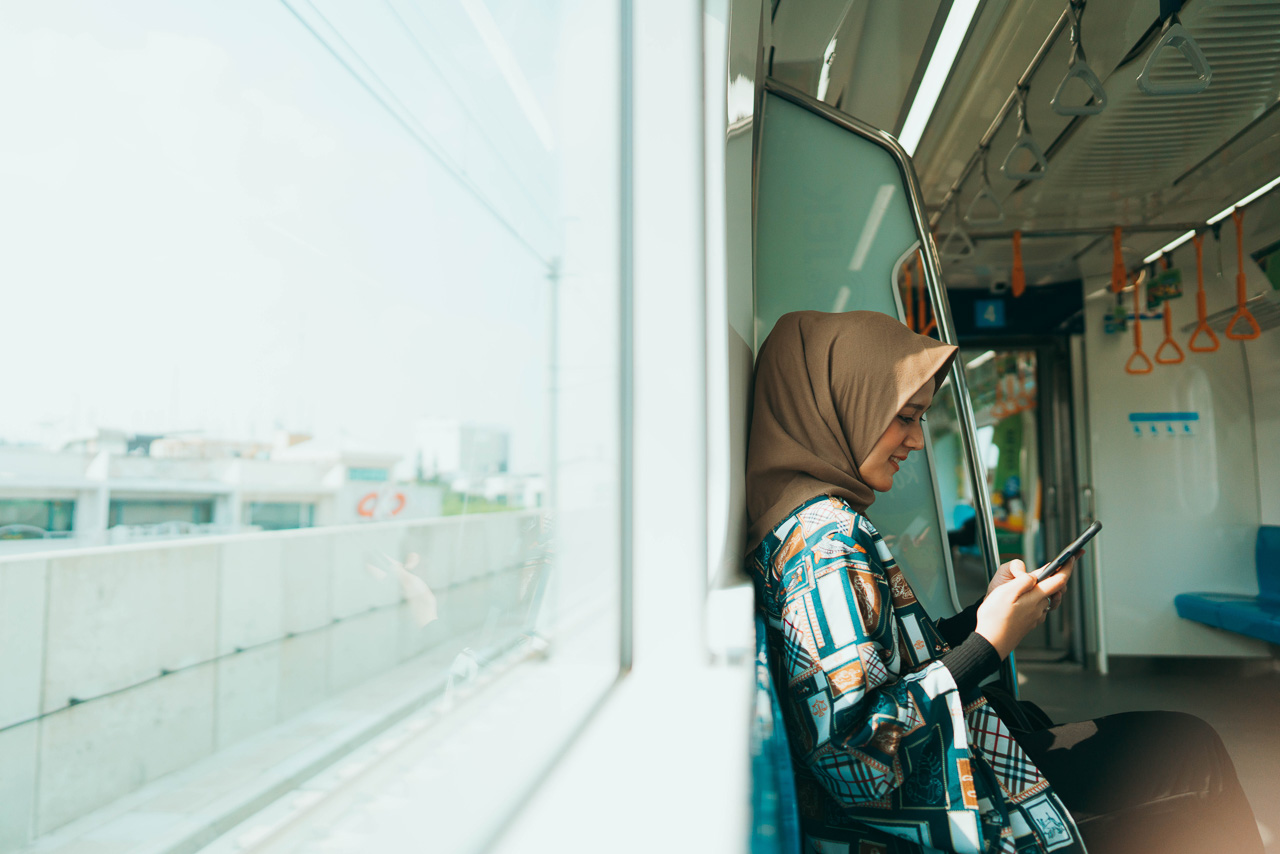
[0,3,622,851]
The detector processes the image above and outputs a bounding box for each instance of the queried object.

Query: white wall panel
[37,665,216,835]
[279,536,334,635]
[0,513,539,842]
[215,645,281,749]
[43,545,218,713]
[404,520,463,593]
[1245,322,1280,525]
[330,527,405,619]
[1081,270,1267,657]
[0,721,37,851]
[397,600,447,660]
[217,538,284,656]
[276,632,331,723]
[329,610,400,695]
[0,558,47,729]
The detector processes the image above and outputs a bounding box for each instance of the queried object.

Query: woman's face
[858,381,935,492]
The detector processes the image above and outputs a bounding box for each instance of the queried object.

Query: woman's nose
[905,423,925,450]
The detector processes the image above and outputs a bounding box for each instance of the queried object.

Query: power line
[381,0,555,225]
[277,0,552,270]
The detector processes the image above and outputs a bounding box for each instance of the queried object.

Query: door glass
[754,89,959,617]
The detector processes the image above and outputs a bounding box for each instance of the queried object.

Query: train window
[0,3,624,851]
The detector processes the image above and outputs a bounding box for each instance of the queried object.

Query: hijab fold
[745,310,958,551]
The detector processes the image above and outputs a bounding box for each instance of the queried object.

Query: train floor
[1017,655,1280,852]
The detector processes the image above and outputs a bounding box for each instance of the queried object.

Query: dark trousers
[1010,711,1264,854]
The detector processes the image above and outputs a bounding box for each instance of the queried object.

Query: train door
[753,78,1015,687]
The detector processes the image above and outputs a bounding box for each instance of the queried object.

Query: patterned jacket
[748,496,1085,854]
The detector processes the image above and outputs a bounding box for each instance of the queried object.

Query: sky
[0,0,612,476]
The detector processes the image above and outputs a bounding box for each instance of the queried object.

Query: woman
[745,310,1262,854]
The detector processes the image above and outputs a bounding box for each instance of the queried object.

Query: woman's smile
[859,384,934,492]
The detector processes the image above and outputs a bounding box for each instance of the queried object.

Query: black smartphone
[1033,520,1102,582]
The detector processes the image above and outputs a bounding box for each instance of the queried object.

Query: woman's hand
[987,554,1081,610]
[975,562,1070,659]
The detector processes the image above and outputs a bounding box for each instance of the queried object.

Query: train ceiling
[768,0,1280,290]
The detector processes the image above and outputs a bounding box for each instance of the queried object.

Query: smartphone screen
[1033,520,1102,582]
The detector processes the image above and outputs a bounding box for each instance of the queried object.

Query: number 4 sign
[975,299,1005,329]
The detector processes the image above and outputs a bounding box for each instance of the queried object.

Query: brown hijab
[745,310,958,551]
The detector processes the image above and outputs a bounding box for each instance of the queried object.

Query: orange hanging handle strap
[1125,272,1154,374]
[1225,209,1260,340]
[1187,234,1219,352]
[1155,299,1185,364]
[1011,230,1026,297]
[917,253,936,336]
[1111,226,1126,293]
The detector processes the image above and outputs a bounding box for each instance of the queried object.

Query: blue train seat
[750,611,802,854]
[1175,526,1280,644]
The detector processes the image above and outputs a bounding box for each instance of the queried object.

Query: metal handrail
[763,77,1011,691]
[931,10,1071,228]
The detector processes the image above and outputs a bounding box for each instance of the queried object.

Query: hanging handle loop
[964,149,1005,226]
[1225,209,1260,340]
[1125,272,1154,374]
[1011,230,1026,297]
[940,205,976,259]
[1187,234,1220,352]
[1001,86,1049,181]
[1051,0,1108,115]
[1138,14,1213,96]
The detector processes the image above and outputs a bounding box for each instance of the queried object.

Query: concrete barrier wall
[0,512,543,849]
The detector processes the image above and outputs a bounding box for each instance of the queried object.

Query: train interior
[0,0,1278,852]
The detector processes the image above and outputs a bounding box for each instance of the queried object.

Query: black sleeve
[934,598,982,647]
[939,632,1001,692]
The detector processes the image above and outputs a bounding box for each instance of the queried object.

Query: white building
[0,430,445,553]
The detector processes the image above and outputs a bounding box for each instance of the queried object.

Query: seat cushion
[1174,592,1254,629]
[1175,592,1280,644]
[1216,598,1280,644]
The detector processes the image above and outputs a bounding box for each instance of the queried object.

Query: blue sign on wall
[975,299,1005,329]
[1128,411,1199,437]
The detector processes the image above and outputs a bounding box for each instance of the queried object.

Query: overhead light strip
[1143,173,1280,264]
[965,350,995,370]
[898,0,982,157]
[1143,230,1195,265]
[1207,173,1280,225]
